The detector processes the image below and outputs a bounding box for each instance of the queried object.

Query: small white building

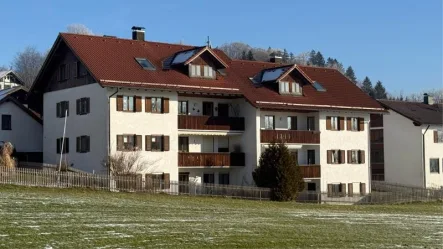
[0,71,25,90]
[375,96,443,188]
[30,27,385,196]
[0,86,43,162]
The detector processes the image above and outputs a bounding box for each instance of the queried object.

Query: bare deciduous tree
[217,42,251,59]
[0,65,9,71]
[12,46,45,88]
[293,51,311,65]
[66,23,94,35]
[102,151,159,175]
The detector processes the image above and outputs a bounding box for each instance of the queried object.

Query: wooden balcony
[178,152,245,167]
[260,130,320,144]
[178,115,245,131]
[299,165,321,178]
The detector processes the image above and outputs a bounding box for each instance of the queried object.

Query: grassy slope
[0,185,442,249]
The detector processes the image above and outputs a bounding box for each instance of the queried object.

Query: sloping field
[0,185,441,249]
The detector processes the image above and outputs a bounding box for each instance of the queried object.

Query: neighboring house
[30,27,385,195]
[371,95,443,188]
[0,86,43,162]
[0,71,25,90]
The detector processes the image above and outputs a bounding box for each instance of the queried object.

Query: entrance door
[218,103,229,117]
[179,172,190,194]
[203,102,214,116]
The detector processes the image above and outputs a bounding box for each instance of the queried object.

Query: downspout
[422,125,430,188]
[108,88,119,175]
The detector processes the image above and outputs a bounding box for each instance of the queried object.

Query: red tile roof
[59,33,384,112]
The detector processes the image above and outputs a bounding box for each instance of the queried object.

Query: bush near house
[253,143,304,201]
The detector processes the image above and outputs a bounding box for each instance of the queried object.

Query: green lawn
[0,185,442,249]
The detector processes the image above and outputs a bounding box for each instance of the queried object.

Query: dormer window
[203,65,215,78]
[279,81,302,95]
[279,81,290,94]
[292,82,302,95]
[190,64,201,77]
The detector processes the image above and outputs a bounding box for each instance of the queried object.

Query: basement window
[135,58,155,70]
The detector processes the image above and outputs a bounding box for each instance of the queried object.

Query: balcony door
[178,137,189,152]
[203,102,214,116]
[307,150,316,164]
[218,103,229,117]
[307,117,315,131]
[179,172,190,194]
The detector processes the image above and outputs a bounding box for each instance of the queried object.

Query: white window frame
[438,131,443,143]
[331,150,339,164]
[430,158,440,173]
[331,116,339,130]
[123,96,134,111]
[190,64,201,77]
[264,115,274,130]
[151,97,162,113]
[351,150,359,164]
[351,117,359,131]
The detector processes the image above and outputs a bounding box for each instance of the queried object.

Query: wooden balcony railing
[299,165,321,178]
[260,130,320,144]
[178,152,245,167]
[178,115,245,131]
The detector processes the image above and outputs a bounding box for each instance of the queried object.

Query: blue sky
[1,0,441,94]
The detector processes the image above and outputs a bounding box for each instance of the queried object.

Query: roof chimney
[424,93,434,105]
[270,55,283,64]
[131,26,145,41]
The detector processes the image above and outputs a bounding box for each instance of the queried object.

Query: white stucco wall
[383,110,423,187]
[43,83,108,173]
[0,101,42,152]
[319,110,370,193]
[423,125,443,188]
[109,88,179,181]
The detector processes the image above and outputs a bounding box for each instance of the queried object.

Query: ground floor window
[218,173,230,185]
[430,158,440,173]
[203,173,215,184]
[307,182,316,191]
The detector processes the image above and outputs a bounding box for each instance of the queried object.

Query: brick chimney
[131,26,145,41]
[270,55,283,64]
[423,93,434,105]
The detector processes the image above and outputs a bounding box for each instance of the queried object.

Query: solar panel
[135,58,156,70]
[261,66,290,82]
[171,49,199,64]
[313,81,326,92]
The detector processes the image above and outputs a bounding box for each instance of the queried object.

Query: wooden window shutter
[347,150,351,164]
[163,135,170,151]
[359,150,365,164]
[145,97,152,113]
[340,150,345,164]
[162,98,169,113]
[360,183,366,195]
[327,184,333,197]
[326,116,331,130]
[76,99,80,115]
[163,173,170,189]
[135,96,142,112]
[145,135,152,151]
[116,135,123,151]
[340,183,346,197]
[339,117,345,131]
[346,118,351,131]
[358,118,364,131]
[327,150,332,164]
[434,131,438,143]
[116,95,123,111]
[76,136,81,152]
[135,135,142,150]
[56,102,61,117]
[348,183,353,197]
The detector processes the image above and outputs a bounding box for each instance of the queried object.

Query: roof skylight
[261,66,291,82]
[135,58,155,70]
[313,81,326,92]
[171,48,199,64]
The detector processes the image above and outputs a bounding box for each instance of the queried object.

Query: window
[350,150,359,164]
[123,96,134,111]
[135,58,155,70]
[151,135,163,151]
[350,117,359,131]
[1,115,11,130]
[151,97,162,113]
[76,98,90,115]
[219,173,229,185]
[56,138,69,154]
[436,131,443,143]
[178,101,188,115]
[307,150,315,164]
[279,81,290,93]
[430,159,440,173]
[178,137,189,152]
[288,116,297,130]
[313,81,326,92]
[264,115,275,130]
[59,64,67,81]
[190,64,201,77]
[123,135,135,150]
[307,182,316,191]
[202,102,214,116]
[307,117,315,131]
[203,65,215,78]
[292,82,302,94]
[56,101,69,118]
[332,184,342,196]
[329,150,341,164]
[76,136,90,153]
[203,173,215,184]
[331,116,339,130]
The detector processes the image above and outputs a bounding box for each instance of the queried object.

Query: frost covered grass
[0,185,442,248]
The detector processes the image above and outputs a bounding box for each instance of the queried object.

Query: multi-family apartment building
[370,95,443,188]
[30,27,385,194]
